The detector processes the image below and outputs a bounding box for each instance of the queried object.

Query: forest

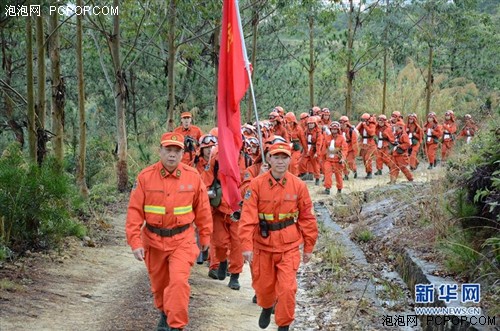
[0,0,499,268]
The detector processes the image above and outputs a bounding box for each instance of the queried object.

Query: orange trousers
[299,154,321,179]
[359,145,376,173]
[343,150,357,175]
[145,238,199,329]
[251,247,301,327]
[390,155,414,181]
[441,140,454,162]
[426,142,439,165]
[212,210,243,274]
[376,147,393,171]
[409,142,420,169]
[323,160,344,189]
[289,149,301,176]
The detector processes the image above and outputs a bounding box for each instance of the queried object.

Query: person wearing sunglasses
[174,111,204,165]
[125,132,212,331]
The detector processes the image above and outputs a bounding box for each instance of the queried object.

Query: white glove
[323,126,331,135]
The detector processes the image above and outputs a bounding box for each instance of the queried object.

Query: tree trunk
[166,0,176,131]
[425,9,434,115]
[213,24,220,126]
[49,11,65,166]
[345,0,354,117]
[308,15,315,107]
[26,15,36,161]
[35,15,46,166]
[76,0,88,197]
[246,5,259,123]
[110,0,129,192]
[381,0,389,115]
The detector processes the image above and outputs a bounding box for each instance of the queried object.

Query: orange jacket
[406,122,423,144]
[239,171,318,254]
[356,121,376,146]
[287,123,307,152]
[392,131,411,156]
[375,124,395,149]
[424,122,443,144]
[272,123,290,142]
[304,126,324,156]
[442,120,457,142]
[321,134,348,162]
[342,125,358,153]
[126,161,213,251]
[174,125,203,163]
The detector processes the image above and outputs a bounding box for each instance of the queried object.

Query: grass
[0,279,24,292]
[353,227,374,242]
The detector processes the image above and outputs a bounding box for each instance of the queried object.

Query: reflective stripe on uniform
[258,213,274,221]
[173,205,193,215]
[279,212,298,220]
[144,205,166,215]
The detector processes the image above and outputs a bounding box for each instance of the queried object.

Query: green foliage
[353,227,374,242]
[0,144,86,257]
[438,230,480,278]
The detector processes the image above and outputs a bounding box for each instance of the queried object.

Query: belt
[145,223,190,237]
[266,218,296,231]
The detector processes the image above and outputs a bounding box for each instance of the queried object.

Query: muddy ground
[0,165,464,331]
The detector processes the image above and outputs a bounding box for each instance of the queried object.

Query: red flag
[217,0,249,212]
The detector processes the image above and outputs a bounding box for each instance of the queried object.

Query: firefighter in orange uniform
[299,116,324,185]
[441,110,457,162]
[239,142,318,331]
[356,113,377,178]
[269,111,290,141]
[320,108,332,127]
[174,112,203,165]
[424,112,443,169]
[299,112,309,131]
[375,114,396,176]
[458,114,478,144]
[339,115,358,180]
[125,132,212,331]
[321,121,348,194]
[285,112,307,176]
[389,122,414,183]
[406,113,423,170]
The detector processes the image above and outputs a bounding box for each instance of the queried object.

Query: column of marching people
[126,107,478,331]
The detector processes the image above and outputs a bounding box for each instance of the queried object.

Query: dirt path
[0,165,442,331]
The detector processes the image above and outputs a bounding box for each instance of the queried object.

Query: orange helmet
[245,137,260,148]
[199,134,218,148]
[300,112,309,120]
[378,114,387,121]
[391,111,401,118]
[361,113,370,120]
[209,127,218,137]
[464,114,472,119]
[445,109,454,115]
[241,124,256,136]
[306,117,317,124]
[285,112,297,123]
[330,121,341,129]
[321,108,330,114]
[339,115,349,123]
[273,106,285,116]
[312,106,321,116]
[268,111,280,121]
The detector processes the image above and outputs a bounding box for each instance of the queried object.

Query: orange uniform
[174,125,203,165]
[321,133,348,191]
[239,171,318,328]
[126,161,212,329]
[406,115,423,170]
[375,122,396,173]
[356,117,377,176]
[286,120,307,176]
[341,124,358,177]
[441,114,457,162]
[299,123,324,180]
[424,113,443,168]
[458,118,478,144]
[390,130,414,183]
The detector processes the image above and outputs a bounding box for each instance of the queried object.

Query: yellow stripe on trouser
[173,205,193,215]
[144,205,166,215]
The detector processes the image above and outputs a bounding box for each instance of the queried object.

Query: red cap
[269,142,291,157]
[180,112,192,118]
[161,132,184,149]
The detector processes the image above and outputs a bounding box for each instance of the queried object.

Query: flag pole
[234,0,266,163]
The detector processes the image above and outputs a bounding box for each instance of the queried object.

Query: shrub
[0,144,86,256]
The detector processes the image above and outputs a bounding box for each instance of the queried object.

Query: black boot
[208,269,218,279]
[374,169,382,175]
[259,307,273,329]
[315,178,320,186]
[217,260,228,280]
[278,326,290,331]
[323,188,330,195]
[337,189,342,194]
[427,163,433,169]
[343,174,349,181]
[353,171,357,178]
[365,172,372,179]
[228,273,240,290]
[252,294,257,303]
[157,311,168,331]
